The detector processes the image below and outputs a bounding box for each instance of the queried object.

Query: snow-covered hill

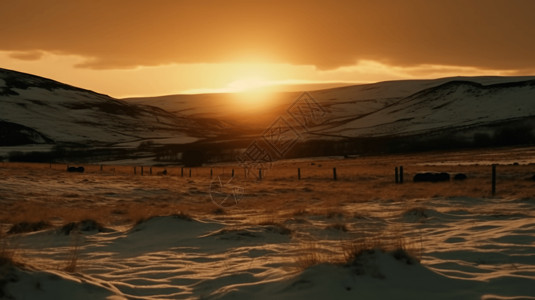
[314,79,535,138]
[125,76,535,144]
[0,68,222,147]
[2,67,534,161]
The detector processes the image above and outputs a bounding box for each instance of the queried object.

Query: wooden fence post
[298,168,301,180]
[232,169,235,178]
[333,167,337,181]
[141,166,144,176]
[399,166,404,184]
[181,168,184,177]
[189,168,192,177]
[259,169,262,180]
[492,164,496,196]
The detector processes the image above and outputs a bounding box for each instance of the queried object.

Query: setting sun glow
[1,1,533,99]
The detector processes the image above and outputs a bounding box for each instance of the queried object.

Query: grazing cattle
[67,166,85,173]
[157,169,167,175]
[453,173,468,180]
[413,172,450,182]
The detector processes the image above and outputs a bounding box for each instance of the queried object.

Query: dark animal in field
[413,172,450,182]
[157,169,167,175]
[67,166,85,173]
[453,173,468,180]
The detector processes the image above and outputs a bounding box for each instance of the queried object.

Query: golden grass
[294,242,331,270]
[255,220,293,235]
[1,146,534,230]
[0,232,14,266]
[293,221,422,272]
[325,223,349,232]
[293,236,417,272]
[0,231,23,275]
[64,233,81,273]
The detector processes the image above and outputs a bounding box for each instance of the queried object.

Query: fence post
[333,167,337,181]
[399,166,404,184]
[181,168,184,177]
[141,166,144,176]
[210,168,213,178]
[232,169,235,178]
[189,168,192,177]
[492,164,496,196]
[298,168,301,180]
[259,168,262,180]
[150,167,152,175]
[395,167,399,183]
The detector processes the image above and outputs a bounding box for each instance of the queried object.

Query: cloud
[9,51,44,61]
[1,0,534,73]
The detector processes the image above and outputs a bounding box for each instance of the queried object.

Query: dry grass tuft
[257,220,293,235]
[212,207,226,215]
[402,207,429,219]
[325,210,346,219]
[294,242,330,270]
[7,221,52,235]
[0,231,22,300]
[171,211,194,221]
[135,211,194,226]
[325,223,349,232]
[64,233,81,273]
[290,209,308,217]
[342,235,419,267]
[60,219,105,235]
[0,233,15,267]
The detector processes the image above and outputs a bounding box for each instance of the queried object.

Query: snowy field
[1,147,534,299]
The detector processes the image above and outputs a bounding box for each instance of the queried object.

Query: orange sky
[1,0,534,98]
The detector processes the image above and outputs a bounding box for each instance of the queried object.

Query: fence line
[3,161,530,196]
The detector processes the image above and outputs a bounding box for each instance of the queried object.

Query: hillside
[0,68,224,147]
[314,79,535,138]
[1,68,534,163]
[125,76,535,152]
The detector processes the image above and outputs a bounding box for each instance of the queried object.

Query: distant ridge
[1,67,534,163]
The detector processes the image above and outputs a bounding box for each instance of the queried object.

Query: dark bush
[8,221,51,234]
[413,172,450,182]
[453,173,468,180]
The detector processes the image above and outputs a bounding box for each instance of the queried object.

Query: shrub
[60,219,104,235]
[64,234,81,273]
[294,242,328,270]
[7,221,51,234]
[325,223,349,232]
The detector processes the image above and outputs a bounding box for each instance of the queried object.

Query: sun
[223,77,275,110]
[226,77,273,92]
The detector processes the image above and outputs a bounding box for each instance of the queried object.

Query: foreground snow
[4,197,535,299]
[1,149,535,299]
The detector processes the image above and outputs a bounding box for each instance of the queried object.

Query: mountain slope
[2,68,534,162]
[315,79,535,138]
[0,68,222,147]
[123,76,535,143]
